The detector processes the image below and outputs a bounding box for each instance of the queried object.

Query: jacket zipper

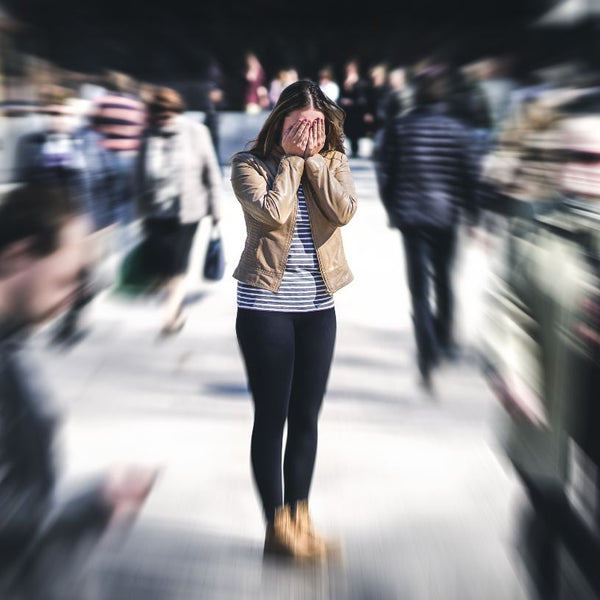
[302,180,333,295]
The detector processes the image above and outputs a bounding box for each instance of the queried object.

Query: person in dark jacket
[0,183,157,598]
[338,59,369,158]
[376,65,479,390]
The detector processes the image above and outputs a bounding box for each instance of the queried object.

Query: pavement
[28,157,536,599]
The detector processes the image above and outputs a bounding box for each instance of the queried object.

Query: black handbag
[203,224,225,281]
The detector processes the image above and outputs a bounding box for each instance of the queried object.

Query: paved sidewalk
[30,158,531,599]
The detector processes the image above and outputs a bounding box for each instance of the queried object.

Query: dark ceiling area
[2,0,588,108]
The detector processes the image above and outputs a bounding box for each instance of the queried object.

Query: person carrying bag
[135,86,223,335]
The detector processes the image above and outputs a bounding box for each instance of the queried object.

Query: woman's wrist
[281,148,305,157]
[304,154,325,167]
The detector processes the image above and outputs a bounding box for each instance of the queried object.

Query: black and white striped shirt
[237,185,334,312]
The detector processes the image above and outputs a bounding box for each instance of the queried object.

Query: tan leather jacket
[230,148,357,294]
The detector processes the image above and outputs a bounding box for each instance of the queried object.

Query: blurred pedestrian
[318,66,340,102]
[90,70,146,251]
[384,67,413,120]
[269,67,299,108]
[170,56,226,165]
[136,87,223,336]
[452,63,494,159]
[376,66,479,391]
[200,56,227,163]
[0,182,157,599]
[372,67,413,164]
[15,85,86,194]
[230,79,357,561]
[364,62,390,142]
[14,85,101,348]
[338,59,369,157]
[481,100,600,598]
[243,51,269,114]
[476,56,518,135]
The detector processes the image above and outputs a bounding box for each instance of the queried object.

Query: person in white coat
[136,87,223,335]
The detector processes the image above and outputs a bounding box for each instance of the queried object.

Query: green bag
[114,239,157,297]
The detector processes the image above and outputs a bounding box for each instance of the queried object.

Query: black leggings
[236,308,337,522]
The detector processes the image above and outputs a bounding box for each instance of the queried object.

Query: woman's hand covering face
[304,118,325,158]
[281,119,311,157]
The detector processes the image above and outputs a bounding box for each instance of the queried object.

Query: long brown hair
[247,79,346,158]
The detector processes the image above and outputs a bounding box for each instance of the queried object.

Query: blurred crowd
[3,32,600,597]
[3,68,224,345]
[366,49,600,596]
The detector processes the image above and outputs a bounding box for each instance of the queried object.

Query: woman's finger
[287,121,302,140]
[319,118,326,141]
[282,126,292,142]
[296,120,310,138]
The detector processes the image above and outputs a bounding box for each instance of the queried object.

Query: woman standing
[136,87,223,335]
[230,80,357,560]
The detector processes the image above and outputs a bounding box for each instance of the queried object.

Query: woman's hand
[281,119,311,157]
[304,118,326,159]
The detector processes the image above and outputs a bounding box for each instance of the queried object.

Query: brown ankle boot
[264,504,325,561]
[294,500,342,558]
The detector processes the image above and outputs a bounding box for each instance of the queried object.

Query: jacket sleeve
[303,153,357,226]
[198,124,224,221]
[230,154,304,227]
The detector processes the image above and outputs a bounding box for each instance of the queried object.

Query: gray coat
[136,115,223,223]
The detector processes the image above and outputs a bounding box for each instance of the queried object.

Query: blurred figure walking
[136,87,223,336]
[0,183,157,599]
[15,85,86,193]
[383,67,413,120]
[364,62,390,145]
[14,85,98,348]
[372,67,413,165]
[91,70,146,251]
[338,59,369,158]
[318,66,340,102]
[230,80,357,561]
[269,67,299,108]
[481,95,600,598]
[243,51,269,114]
[376,66,479,390]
